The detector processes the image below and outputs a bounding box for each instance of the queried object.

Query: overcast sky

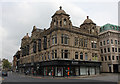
[0,0,119,62]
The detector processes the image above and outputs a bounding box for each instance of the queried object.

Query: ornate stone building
[99,23,120,73]
[16,7,101,76]
[13,50,20,72]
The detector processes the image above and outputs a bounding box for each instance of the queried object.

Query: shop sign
[72,61,79,64]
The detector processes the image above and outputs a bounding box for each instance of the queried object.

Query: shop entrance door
[113,64,118,73]
[109,66,111,73]
[70,67,75,76]
[75,67,79,76]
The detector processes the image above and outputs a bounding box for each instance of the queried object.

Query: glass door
[75,67,79,76]
[57,67,63,76]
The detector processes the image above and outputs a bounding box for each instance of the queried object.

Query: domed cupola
[83,16,95,24]
[83,16,93,24]
[50,6,72,29]
[80,16,97,35]
[55,6,66,15]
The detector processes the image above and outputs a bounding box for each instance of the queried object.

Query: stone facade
[13,50,20,72]
[99,24,120,73]
[13,55,17,72]
[14,7,101,76]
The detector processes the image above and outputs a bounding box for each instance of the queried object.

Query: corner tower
[50,6,72,29]
[80,16,98,35]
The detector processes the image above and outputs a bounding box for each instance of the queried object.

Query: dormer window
[115,26,117,30]
[90,29,92,34]
[92,28,94,33]
[53,19,56,26]
[69,23,71,26]
[119,27,120,31]
[64,19,67,26]
[111,26,114,29]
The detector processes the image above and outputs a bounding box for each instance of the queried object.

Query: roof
[100,23,120,33]
[52,6,69,18]
[55,6,66,14]
[83,16,94,24]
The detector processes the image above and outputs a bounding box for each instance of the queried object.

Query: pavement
[1,72,119,84]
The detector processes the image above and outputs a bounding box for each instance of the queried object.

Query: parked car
[2,71,8,76]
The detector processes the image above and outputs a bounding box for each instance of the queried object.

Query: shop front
[39,60,101,77]
[19,63,35,75]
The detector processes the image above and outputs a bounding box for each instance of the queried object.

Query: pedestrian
[88,69,90,76]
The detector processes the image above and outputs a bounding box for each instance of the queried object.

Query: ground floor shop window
[55,67,63,76]
[44,67,47,76]
[44,67,53,76]
[96,67,100,74]
[80,67,97,75]
[80,67,88,75]
[90,67,95,75]
[42,66,99,76]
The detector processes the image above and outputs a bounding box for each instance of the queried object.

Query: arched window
[80,52,83,60]
[115,26,117,30]
[60,20,62,27]
[111,26,114,29]
[64,35,68,44]
[75,52,78,59]
[27,45,29,55]
[53,19,56,26]
[33,41,36,53]
[52,34,57,45]
[56,21,58,26]
[90,29,92,34]
[85,53,88,60]
[38,39,41,52]
[64,19,67,26]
